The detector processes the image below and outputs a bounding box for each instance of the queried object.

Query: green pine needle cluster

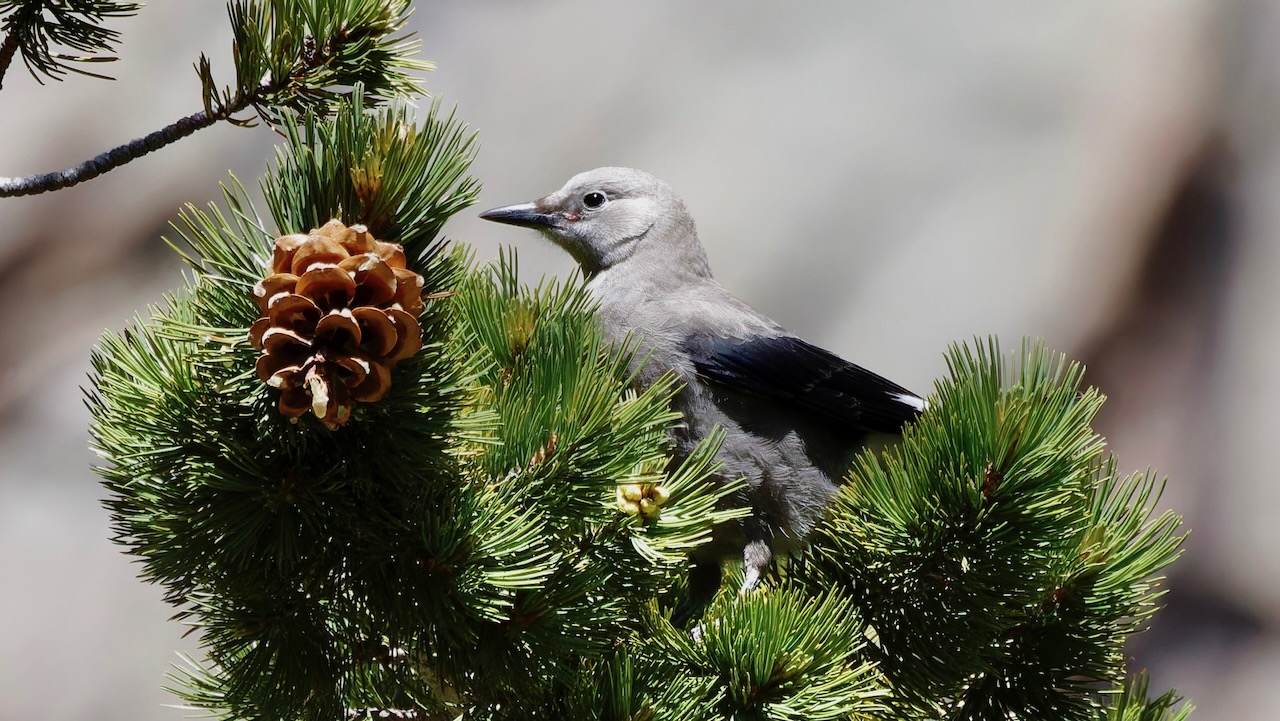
[1103,673,1193,721]
[651,589,887,719]
[263,91,475,262]
[800,340,1187,719]
[87,82,1191,720]
[205,0,430,123]
[90,91,479,721]
[0,0,141,81]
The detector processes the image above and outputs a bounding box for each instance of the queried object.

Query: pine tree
[71,4,1192,720]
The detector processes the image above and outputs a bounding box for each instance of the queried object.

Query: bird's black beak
[478,202,561,229]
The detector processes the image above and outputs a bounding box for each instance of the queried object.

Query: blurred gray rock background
[2,1,1276,718]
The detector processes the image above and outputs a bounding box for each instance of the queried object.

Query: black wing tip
[691,334,926,434]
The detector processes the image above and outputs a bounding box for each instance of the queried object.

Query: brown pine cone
[248,220,425,429]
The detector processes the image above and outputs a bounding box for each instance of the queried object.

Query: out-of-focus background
[2,1,1276,718]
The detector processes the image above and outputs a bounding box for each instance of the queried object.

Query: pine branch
[799,338,1188,720]
[1,0,428,197]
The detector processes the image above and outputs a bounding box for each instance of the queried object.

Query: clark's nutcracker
[480,167,924,619]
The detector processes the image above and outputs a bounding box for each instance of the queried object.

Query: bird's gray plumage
[480,167,924,619]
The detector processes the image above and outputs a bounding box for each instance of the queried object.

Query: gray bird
[480,167,924,620]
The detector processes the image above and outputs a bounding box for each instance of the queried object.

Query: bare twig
[0,29,19,92]
[0,108,224,196]
[0,81,278,198]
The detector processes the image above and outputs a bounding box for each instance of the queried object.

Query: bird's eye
[582,191,607,209]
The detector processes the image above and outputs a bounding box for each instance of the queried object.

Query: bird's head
[480,167,706,279]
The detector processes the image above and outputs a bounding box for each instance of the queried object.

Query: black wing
[689,335,923,435]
